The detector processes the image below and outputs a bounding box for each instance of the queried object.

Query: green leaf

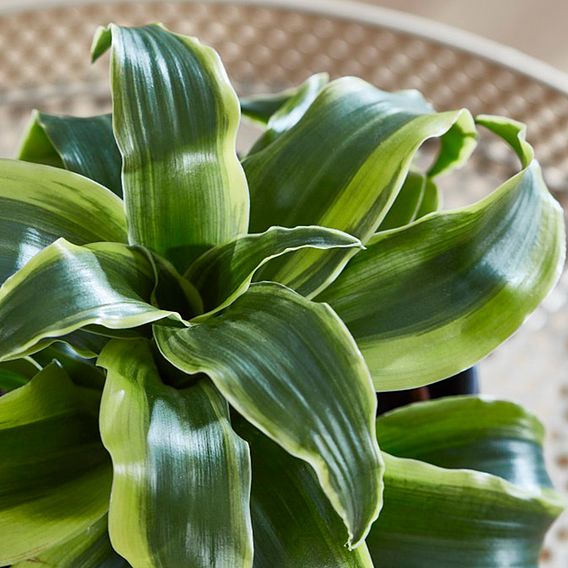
[13,515,128,568]
[317,117,565,390]
[0,363,111,564]
[248,73,328,154]
[0,359,39,393]
[98,339,253,568]
[367,453,564,568]
[377,396,552,490]
[236,420,373,567]
[243,78,476,297]
[377,171,426,231]
[240,82,314,125]
[414,176,441,218]
[185,225,362,317]
[154,282,383,547]
[33,343,107,390]
[0,239,183,362]
[92,23,249,270]
[0,159,127,285]
[18,111,122,196]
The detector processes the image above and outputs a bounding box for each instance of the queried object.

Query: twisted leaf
[99,339,253,567]
[0,239,182,362]
[236,420,373,567]
[155,282,382,547]
[377,396,552,490]
[318,117,565,390]
[185,225,361,317]
[244,78,476,296]
[92,24,249,270]
[367,453,563,567]
[0,159,126,285]
[18,111,122,196]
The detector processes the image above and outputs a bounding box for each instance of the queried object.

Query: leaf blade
[18,111,122,196]
[185,224,362,316]
[318,118,565,390]
[154,282,383,547]
[13,515,128,568]
[247,73,328,154]
[243,78,476,296]
[377,396,552,490]
[236,420,374,568]
[0,363,111,564]
[94,24,249,270]
[98,339,253,568]
[0,239,181,362]
[0,159,127,285]
[367,453,564,568]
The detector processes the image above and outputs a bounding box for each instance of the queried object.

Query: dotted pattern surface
[0,2,567,565]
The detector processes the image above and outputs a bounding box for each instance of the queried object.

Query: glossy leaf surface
[0,239,181,362]
[18,111,122,196]
[0,159,126,285]
[243,78,475,296]
[318,117,565,390]
[93,24,249,270]
[367,453,563,567]
[185,224,361,316]
[155,282,382,547]
[99,339,252,567]
[0,363,111,564]
[236,420,373,568]
[377,396,552,490]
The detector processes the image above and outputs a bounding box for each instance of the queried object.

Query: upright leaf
[248,73,328,153]
[367,454,564,568]
[155,282,383,547]
[185,225,361,317]
[0,363,111,564]
[243,78,476,296]
[236,420,373,568]
[0,159,126,284]
[377,396,552,490]
[377,170,426,231]
[240,82,315,125]
[414,176,441,218]
[92,24,249,270]
[98,339,252,568]
[18,111,122,196]
[0,239,183,362]
[318,117,565,390]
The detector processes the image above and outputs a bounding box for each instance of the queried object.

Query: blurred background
[1,0,567,565]
[366,0,568,73]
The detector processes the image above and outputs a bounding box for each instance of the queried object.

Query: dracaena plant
[0,22,565,568]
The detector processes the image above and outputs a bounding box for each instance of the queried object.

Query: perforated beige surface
[0,1,567,564]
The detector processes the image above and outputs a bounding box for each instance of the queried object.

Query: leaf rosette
[0,22,564,568]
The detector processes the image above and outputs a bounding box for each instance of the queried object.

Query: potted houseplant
[0,23,565,567]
